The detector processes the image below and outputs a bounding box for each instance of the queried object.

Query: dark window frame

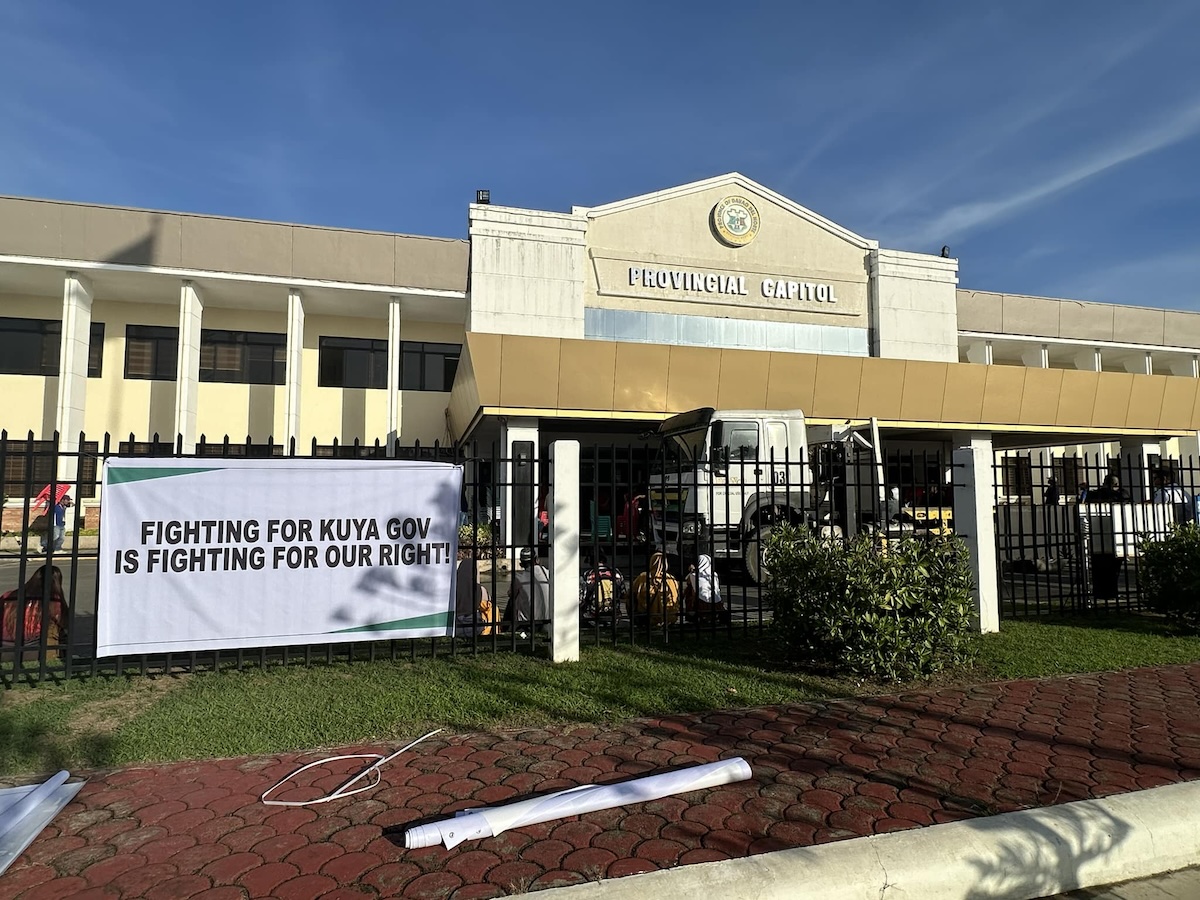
[0,317,105,378]
[2,440,100,500]
[200,329,286,385]
[318,336,388,389]
[124,325,179,381]
[400,341,461,392]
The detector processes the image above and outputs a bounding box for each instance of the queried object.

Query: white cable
[261,729,443,807]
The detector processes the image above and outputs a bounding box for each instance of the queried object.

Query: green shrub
[458,522,493,548]
[1140,523,1200,633]
[766,524,976,682]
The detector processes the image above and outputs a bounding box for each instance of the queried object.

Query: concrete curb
[543,781,1200,900]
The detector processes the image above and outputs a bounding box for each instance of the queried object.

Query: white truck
[647,407,887,583]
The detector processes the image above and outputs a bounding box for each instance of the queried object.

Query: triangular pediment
[574,173,876,251]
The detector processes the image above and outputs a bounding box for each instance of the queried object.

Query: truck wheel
[743,525,773,585]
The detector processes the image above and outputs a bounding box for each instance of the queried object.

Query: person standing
[40,494,72,555]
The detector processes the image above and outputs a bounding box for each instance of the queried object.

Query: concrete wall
[466,205,587,338]
[0,196,469,291]
[0,294,62,437]
[958,290,1200,347]
[871,249,959,362]
[583,182,871,334]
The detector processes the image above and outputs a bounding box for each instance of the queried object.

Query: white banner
[97,457,462,657]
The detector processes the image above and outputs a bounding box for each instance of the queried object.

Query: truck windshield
[653,429,707,476]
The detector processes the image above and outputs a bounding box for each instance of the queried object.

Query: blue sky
[2,1,1199,308]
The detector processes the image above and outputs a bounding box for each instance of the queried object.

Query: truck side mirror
[712,446,729,472]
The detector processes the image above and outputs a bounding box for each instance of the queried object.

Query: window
[200,330,286,385]
[2,440,100,499]
[1001,455,1033,498]
[118,440,176,456]
[196,442,283,458]
[0,317,105,377]
[1053,457,1083,500]
[125,325,179,381]
[722,421,760,462]
[318,337,388,389]
[312,443,388,459]
[400,342,461,392]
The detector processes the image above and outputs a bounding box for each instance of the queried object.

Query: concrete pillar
[284,289,304,450]
[965,341,992,365]
[174,281,203,452]
[952,432,999,634]
[386,296,404,454]
[500,418,539,550]
[54,273,94,480]
[549,440,580,663]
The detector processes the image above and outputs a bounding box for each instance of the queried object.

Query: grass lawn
[3,614,1200,778]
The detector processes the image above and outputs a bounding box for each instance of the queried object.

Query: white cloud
[1050,249,1200,310]
[890,97,1200,249]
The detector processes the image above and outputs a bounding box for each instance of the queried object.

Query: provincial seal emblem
[711,195,761,247]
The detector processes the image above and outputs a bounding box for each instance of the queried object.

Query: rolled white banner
[0,771,69,841]
[405,757,752,849]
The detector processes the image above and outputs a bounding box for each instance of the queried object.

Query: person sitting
[1,565,67,650]
[1088,474,1129,503]
[631,551,680,627]
[580,554,625,622]
[684,554,729,624]
[455,557,496,636]
[505,548,550,633]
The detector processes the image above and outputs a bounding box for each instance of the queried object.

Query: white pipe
[405,757,752,850]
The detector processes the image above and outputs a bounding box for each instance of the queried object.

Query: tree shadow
[103,215,161,266]
[960,803,1133,899]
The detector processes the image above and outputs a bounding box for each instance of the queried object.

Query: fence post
[549,440,580,663]
[952,432,1000,634]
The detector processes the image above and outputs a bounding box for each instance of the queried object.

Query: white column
[174,281,203,453]
[55,272,93,480]
[952,432,999,634]
[1167,355,1199,377]
[1074,349,1101,372]
[1121,354,1152,375]
[386,296,404,454]
[285,289,304,450]
[1021,344,1049,368]
[500,418,539,549]
[549,440,580,663]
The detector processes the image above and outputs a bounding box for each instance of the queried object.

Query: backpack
[581,565,623,618]
[633,571,680,626]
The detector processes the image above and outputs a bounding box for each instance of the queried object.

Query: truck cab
[648,407,811,583]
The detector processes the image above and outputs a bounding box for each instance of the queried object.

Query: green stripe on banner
[331,611,452,634]
[107,467,216,484]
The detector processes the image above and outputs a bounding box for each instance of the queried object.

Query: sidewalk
[4,663,1200,899]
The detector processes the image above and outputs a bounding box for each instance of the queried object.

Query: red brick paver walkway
[5,664,1200,899]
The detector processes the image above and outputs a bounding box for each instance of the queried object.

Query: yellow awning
[448,333,1200,442]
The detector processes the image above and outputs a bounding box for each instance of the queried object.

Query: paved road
[1046,865,1200,898]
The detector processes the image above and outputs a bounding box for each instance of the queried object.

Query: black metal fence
[3,427,975,685]
[577,440,961,647]
[0,430,549,686]
[993,451,1200,617]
